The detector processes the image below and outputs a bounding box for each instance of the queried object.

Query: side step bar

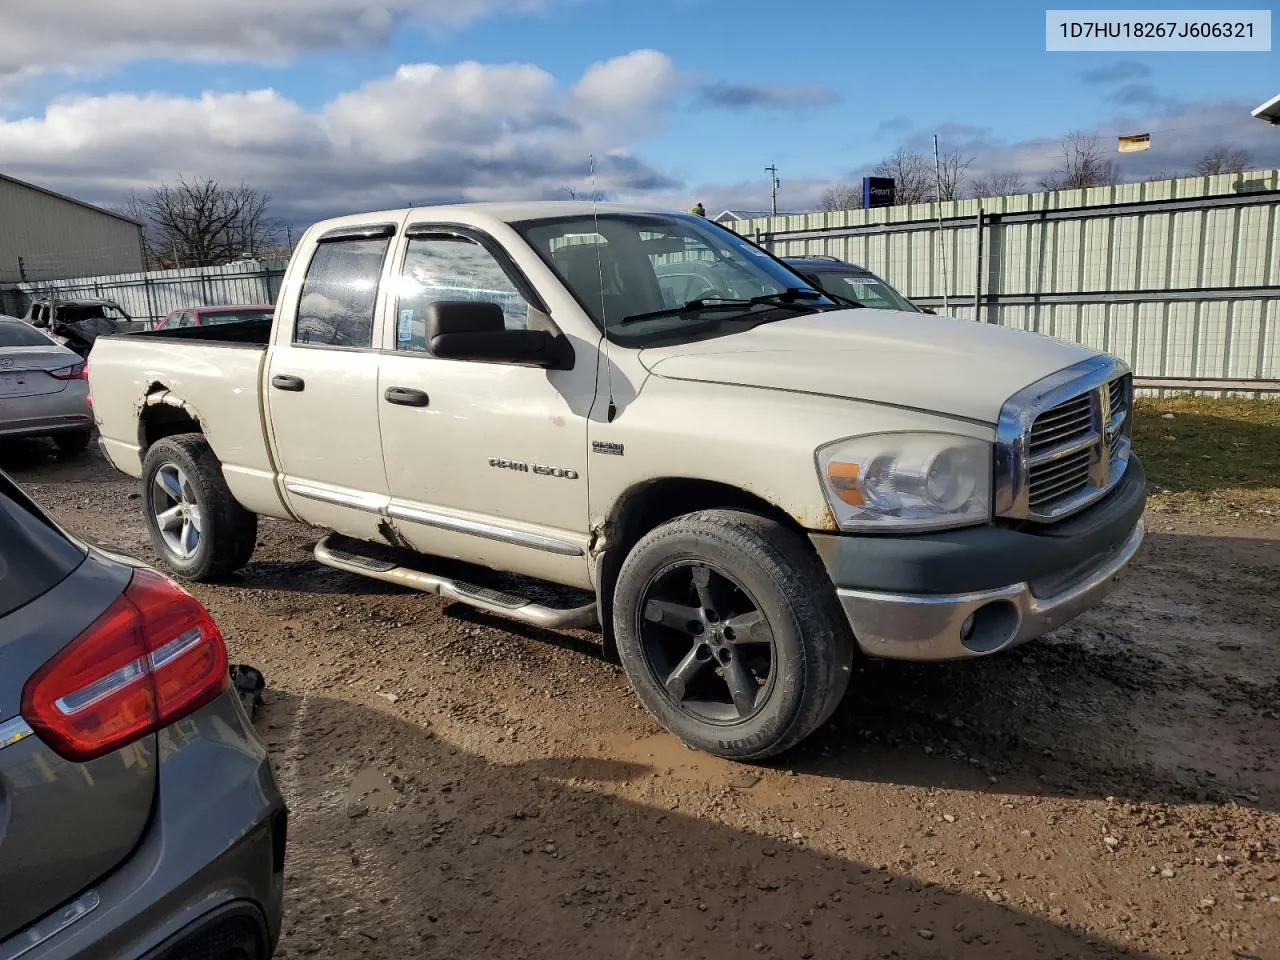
[314,535,599,630]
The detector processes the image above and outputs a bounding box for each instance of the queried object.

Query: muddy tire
[141,433,257,581]
[612,509,854,761]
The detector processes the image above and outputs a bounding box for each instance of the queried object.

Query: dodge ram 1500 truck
[87,202,1146,760]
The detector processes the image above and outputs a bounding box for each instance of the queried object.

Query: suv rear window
[0,475,85,618]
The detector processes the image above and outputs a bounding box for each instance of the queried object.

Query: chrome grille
[1028,394,1093,456]
[995,357,1134,523]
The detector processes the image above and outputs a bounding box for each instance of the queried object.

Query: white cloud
[571,49,683,120]
[0,0,552,81]
[0,52,684,224]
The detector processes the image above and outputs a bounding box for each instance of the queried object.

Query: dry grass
[1133,396,1280,520]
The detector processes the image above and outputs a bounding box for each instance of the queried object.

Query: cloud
[0,52,683,225]
[573,50,683,117]
[873,116,913,139]
[1080,61,1151,85]
[0,0,553,81]
[694,81,839,110]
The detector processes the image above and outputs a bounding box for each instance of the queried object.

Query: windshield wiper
[620,288,826,325]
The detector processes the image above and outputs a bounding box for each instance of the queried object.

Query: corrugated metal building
[0,174,146,284]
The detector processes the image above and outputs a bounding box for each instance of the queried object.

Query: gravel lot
[5,440,1278,960]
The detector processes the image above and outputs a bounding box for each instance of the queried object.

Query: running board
[314,535,599,630]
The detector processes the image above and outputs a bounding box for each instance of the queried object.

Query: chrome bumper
[837,519,1144,661]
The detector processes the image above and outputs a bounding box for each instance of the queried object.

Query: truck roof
[307,200,680,236]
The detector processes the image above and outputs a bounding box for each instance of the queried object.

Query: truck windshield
[515,213,835,344]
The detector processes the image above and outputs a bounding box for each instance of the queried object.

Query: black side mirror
[919,307,937,315]
[426,301,572,369]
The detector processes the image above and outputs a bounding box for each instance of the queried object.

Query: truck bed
[131,317,273,346]
[88,325,276,515]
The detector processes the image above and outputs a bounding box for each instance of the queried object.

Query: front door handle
[272,374,305,392]
[384,386,430,407]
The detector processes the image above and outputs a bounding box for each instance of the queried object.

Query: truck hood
[638,310,1098,423]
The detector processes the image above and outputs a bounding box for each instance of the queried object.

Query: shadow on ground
[262,692,1150,960]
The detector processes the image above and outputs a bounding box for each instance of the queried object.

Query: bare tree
[126,176,279,268]
[934,148,973,201]
[970,172,1027,198]
[872,148,934,205]
[819,183,862,212]
[1039,130,1118,190]
[1193,147,1251,176]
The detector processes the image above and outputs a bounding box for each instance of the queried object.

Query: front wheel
[141,434,258,581]
[612,510,854,761]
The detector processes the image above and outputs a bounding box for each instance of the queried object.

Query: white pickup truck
[88,202,1146,759]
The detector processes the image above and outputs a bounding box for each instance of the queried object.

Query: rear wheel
[141,434,257,581]
[52,430,92,458]
[613,509,854,761]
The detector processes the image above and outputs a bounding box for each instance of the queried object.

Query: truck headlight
[816,433,991,532]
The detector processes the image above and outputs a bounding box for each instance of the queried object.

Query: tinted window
[0,322,52,347]
[394,236,529,351]
[0,474,84,618]
[295,238,390,348]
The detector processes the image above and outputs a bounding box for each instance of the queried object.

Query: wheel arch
[137,384,204,453]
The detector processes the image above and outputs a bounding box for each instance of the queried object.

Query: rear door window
[0,475,84,618]
[295,238,391,348]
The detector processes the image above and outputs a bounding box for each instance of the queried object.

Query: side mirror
[919,307,937,315]
[426,301,572,369]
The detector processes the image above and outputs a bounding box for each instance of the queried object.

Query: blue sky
[1,0,1276,221]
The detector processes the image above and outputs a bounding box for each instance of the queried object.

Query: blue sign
[863,176,895,209]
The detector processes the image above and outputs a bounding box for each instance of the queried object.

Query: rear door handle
[384,387,430,408]
[272,374,305,392]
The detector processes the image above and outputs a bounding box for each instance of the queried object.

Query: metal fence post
[973,208,985,322]
[144,276,156,326]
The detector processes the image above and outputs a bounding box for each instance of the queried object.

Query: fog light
[960,613,976,641]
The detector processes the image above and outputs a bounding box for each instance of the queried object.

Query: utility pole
[17,257,27,283]
[765,163,781,217]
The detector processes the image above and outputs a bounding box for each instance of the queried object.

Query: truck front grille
[995,357,1133,523]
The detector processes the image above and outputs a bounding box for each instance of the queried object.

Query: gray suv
[0,470,285,959]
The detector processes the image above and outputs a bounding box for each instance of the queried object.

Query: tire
[612,510,854,761]
[53,430,92,457]
[141,434,258,581]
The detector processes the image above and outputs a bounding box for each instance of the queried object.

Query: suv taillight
[21,568,229,762]
[49,362,87,381]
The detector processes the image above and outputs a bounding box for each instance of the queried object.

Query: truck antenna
[589,154,617,423]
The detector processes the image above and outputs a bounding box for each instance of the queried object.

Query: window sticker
[398,308,415,342]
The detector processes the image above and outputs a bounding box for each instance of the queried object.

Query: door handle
[271,374,305,392]
[381,386,432,409]
[384,386,430,407]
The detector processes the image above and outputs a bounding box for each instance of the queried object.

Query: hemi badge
[592,441,624,457]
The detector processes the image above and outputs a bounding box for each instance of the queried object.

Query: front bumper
[811,455,1148,661]
[837,519,1143,660]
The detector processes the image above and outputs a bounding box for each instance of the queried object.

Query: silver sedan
[0,315,94,455]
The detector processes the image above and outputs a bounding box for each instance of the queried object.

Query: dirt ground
[6,441,1278,960]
